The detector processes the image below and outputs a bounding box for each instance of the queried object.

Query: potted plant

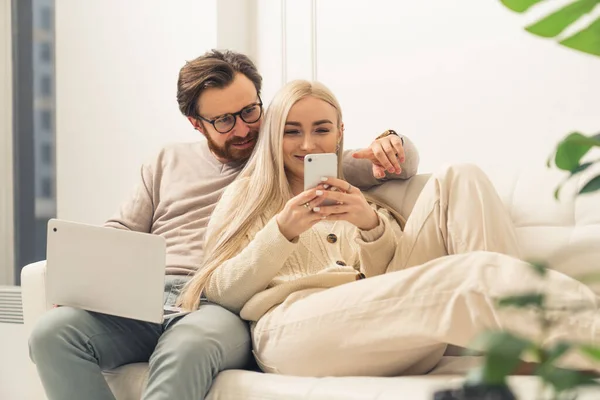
[434,1,600,398]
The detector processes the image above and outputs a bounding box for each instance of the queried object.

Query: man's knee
[29,307,88,363]
[154,305,251,369]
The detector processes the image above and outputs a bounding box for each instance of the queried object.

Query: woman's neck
[287,171,304,196]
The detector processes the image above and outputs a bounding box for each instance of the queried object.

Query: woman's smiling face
[282,96,341,181]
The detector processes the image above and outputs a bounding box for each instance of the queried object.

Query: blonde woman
[179,80,600,377]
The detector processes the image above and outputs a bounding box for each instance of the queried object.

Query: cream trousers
[252,164,600,376]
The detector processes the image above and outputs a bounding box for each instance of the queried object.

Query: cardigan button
[326,234,337,244]
[335,260,346,266]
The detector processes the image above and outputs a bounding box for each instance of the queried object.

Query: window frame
[0,0,15,285]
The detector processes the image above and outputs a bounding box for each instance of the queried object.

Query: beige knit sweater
[204,178,403,322]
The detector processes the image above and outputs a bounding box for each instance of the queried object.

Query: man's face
[190,73,262,163]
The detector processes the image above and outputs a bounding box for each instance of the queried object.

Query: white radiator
[0,286,23,324]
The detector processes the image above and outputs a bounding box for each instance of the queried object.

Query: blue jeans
[28,300,251,400]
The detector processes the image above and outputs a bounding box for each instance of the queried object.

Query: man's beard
[203,129,259,163]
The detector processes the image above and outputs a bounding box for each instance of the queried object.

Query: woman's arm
[354,206,402,277]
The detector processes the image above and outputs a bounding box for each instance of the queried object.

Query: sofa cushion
[205,371,600,400]
[103,363,600,400]
[487,166,600,291]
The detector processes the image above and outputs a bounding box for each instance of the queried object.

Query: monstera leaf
[550,132,600,197]
[501,0,600,56]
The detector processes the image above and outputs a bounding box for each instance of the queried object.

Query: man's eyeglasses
[196,96,263,134]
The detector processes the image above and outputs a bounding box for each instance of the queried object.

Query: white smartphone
[304,153,338,206]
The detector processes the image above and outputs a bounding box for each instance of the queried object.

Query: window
[40,110,52,131]
[41,177,52,198]
[40,75,52,97]
[41,143,52,165]
[12,0,56,284]
[40,7,52,30]
[39,42,52,63]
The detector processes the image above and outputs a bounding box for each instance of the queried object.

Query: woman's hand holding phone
[315,177,379,231]
[276,188,327,241]
[276,176,380,240]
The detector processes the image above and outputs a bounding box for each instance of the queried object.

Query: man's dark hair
[177,49,262,117]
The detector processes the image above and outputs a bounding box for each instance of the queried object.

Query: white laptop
[46,219,189,324]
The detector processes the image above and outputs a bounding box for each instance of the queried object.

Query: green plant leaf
[555,184,563,200]
[548,134,600,171]
[561,132,600,147]
[543,341,572,365]
[571,161,595,175]
[579,174,600,194]
[561,17,600,56]
[579,344,600,361]
[525,0,600,38]
[537,365,600,393]
[589,132,600,142]
[554,132,600,171]
[467,331,533,385]
[500,0,600,57]
[501,0,545,12]
[555,161,597,199]
[529,261,548,276]
[497,293,545,308]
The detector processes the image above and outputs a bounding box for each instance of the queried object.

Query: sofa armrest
[21,261,52,336]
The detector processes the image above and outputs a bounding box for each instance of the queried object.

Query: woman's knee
[28,307,89,362]
[435,162,486,182]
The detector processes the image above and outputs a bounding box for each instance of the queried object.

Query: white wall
[56,0,600,224]
[217,0,256,57]
[0,0,14,285]
[254,0,284,102]
[56,0,218,224]
[255,0,600,175]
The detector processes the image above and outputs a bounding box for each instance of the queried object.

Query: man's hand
[352,134,405,179]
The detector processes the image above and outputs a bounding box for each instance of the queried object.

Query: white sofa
[21,166,600,400]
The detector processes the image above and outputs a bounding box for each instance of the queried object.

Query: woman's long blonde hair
[178,80,346,310]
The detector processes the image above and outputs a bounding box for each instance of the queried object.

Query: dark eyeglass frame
[195,95,263,134]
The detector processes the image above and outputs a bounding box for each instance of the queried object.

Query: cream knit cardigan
[204,178,403,322]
